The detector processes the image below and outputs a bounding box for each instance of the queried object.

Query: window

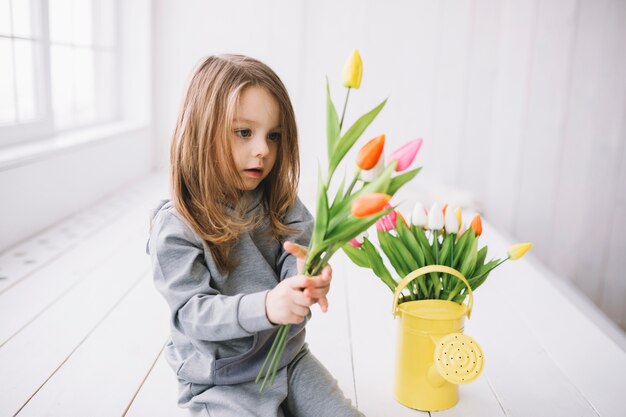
[0,0,118,148]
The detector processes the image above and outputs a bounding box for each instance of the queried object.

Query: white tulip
[411,202,428,227]
[444,206,460,234]
[427,202,444,231]
[360,153,385,182]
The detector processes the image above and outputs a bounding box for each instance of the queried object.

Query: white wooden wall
[152,0,626,330]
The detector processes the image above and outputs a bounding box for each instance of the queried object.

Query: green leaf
[377,230,409,278]
[475,246,488,271]
[396,220,424,267]
[459,237,478,279]
[328,98,387,179]
[440,234,453,266]
[326,78,340,162]
[361,238,396,292]
[328,161,396,226]
[452,230,475,269]
[311,168,329,249]
[388,167,422,196]
[341,243,370,268]
[324,208,392,246]
[329,174,346,214]
[389,234,418,272]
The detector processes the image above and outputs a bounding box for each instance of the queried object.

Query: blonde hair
[169,54,300,272]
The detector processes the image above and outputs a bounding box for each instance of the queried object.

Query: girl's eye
[268,132,281,142]
[235,129,252,138]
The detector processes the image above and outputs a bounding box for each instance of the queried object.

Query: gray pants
[177,344,365,417]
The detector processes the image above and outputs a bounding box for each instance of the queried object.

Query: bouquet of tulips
[256,50,424,391]
[342,202,533,304]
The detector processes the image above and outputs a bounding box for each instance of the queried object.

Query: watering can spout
[432,332,484,385]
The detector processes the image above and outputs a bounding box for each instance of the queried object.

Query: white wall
[0,0,153,253]
[152,0,626,331]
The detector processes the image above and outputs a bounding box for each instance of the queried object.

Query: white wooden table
[1,172,624,417]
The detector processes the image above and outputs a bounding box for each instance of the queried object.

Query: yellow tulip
[507,243,533,260]
[342,49,363,89]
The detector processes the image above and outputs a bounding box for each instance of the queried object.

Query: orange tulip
[442,203,448,216]
[357,134,385,170]
[351,193,391,218]
[470,214,482,236]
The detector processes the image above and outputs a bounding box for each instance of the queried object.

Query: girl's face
[231,86,281,191]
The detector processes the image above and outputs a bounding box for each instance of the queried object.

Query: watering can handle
[392,265,473,319]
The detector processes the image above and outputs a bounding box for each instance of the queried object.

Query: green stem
[339,87,351,129]
[268,324,290,387]
[259,325,289,392]
[256,325,282,385]
[445,233,455,290]
[344,167,362,198]
[447,258,509,301]
[433,230,440,298]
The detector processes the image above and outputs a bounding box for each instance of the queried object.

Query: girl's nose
[253,135,270,158]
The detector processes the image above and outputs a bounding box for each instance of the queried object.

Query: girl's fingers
[283,241,308,259]
[304,287,329,298]
[293,289,315,307]
[318,296,329,313]
[291,304,310,318]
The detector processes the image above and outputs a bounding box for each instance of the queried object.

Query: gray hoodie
[146,186,314,386]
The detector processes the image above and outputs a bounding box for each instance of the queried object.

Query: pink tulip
[348,238,362,248]
[375,204,397,231]
[388,138,423,172]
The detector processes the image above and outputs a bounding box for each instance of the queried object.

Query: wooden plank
[483,0,536,231]
[547,0,611,291]
[568,0,626,304]
[305,252,358,404]
[15,276,169,417]
[0,232,151,415]
[124,352,189,417]
[0,200,157,346]
[511,0,578,263]
[342,248,430,417]
[0,173,164,294]
[586,0,626,326]
[482,218,626,417]
[429,0,473,186]
[457,0,502,209]
[467,273,599,417]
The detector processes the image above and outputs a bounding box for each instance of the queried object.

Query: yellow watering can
[392,265,484,411]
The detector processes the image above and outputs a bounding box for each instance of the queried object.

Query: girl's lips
[244,168,263,178]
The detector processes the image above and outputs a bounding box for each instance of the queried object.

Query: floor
[1,171,624,417]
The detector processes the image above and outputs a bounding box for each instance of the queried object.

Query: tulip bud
[444,206,460,234]
[351,193,391,218]
[508,243,533,260]
[455,207,465,235]
[375,204,397,231]
[348,230,369,248]
[411,202,427,227]
[427,203,444,231]
[388,138,423,172]
[342,49,363,89]
[360,152,384,182]
[357,134,385,170]
[470,214,482,236]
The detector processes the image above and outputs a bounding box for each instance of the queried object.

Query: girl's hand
[282,241,332,313]
[266,274,317,325]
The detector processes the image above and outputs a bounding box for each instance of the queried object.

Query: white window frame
[0,0,120,149]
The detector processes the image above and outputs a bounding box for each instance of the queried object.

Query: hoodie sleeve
[148,210,278,342]
[276,196,315,281]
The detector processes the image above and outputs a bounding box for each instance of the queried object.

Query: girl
[146,54,365,417]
